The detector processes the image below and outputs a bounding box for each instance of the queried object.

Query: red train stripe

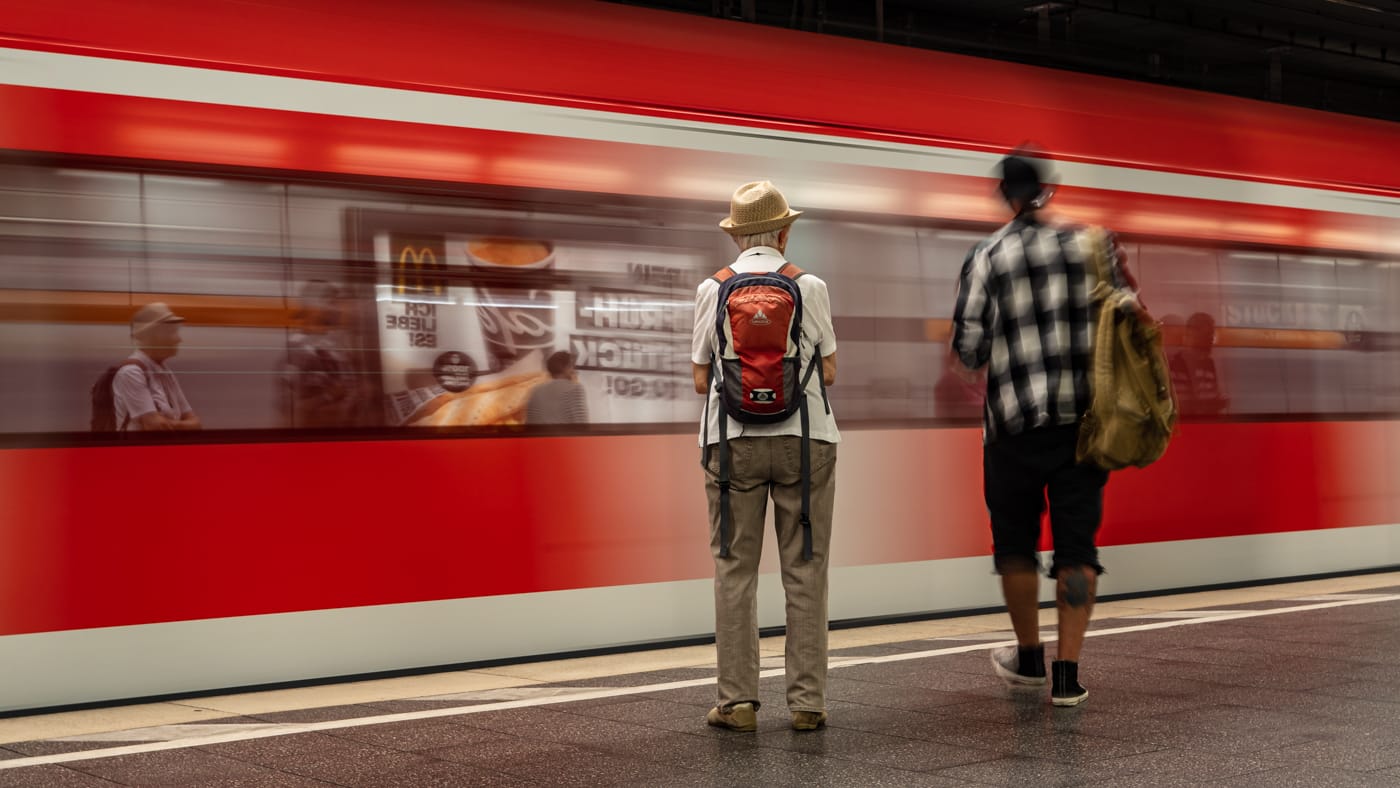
[0,420,1394,637]
[4,0,1400,193]
[0,84,1394,255]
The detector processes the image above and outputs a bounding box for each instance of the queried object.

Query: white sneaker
[991,644,1047,687]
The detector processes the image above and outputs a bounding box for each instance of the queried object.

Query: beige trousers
[704,435,837,713]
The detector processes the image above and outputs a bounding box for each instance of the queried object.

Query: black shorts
[983,423,1109,577]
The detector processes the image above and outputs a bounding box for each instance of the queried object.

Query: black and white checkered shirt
[951,215,1123,444]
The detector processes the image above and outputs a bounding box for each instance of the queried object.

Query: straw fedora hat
[719,181,802,235]
[130,302,185,337]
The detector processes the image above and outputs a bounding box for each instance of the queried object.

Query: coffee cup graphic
[465,239,556,370]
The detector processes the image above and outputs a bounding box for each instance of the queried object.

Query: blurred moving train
[1,0,1397,712]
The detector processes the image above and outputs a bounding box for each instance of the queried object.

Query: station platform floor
[2,571,1400,787]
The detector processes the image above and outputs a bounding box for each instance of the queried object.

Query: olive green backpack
[1076,228,1178,470]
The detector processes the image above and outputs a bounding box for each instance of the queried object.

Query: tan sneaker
[791,710,827,731]
[706,702,757,732]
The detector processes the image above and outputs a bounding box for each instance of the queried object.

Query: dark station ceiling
[611,0,1400,124]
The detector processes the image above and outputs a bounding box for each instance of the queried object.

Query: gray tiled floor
[4,586,1400,785]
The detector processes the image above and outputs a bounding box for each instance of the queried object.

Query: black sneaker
[1052,660,1089,706]
[991,644,1046,687]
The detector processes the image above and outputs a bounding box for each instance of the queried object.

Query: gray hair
[733,228,785,251]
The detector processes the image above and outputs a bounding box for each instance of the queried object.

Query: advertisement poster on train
[373,231,704,428]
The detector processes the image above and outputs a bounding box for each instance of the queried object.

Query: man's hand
[692,363,710,395]
[137,412,180,431]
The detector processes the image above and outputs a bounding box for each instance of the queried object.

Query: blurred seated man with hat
[113,302,201,431]
[691,181,839,732]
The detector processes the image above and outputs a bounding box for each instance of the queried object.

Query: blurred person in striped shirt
[525,350,589,425]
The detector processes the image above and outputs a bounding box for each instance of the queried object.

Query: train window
[0,159,1393,441]
[921,229,988,421]
[1214,251,1289,415]
[0,165,141,293]
[791,219,928,420]
[1133,244,1233,418]
[140,175,287,298]
[1338,258,1400,413]
[1131,244,1222,326]
[1386,262,1400,413]
[0,166,145,433]
[1275,255,1342,414]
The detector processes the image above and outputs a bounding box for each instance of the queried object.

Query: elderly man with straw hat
[690,181,839,732]
[113,302,201,431]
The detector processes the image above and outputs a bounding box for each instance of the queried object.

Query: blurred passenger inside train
[524,350,588,425]
[1344,309,1365,348]
[1169,311,1229,416]
[952,151,1130,707]
[112,302,202,432]
[693,181,838,733]
[282,280,361,429]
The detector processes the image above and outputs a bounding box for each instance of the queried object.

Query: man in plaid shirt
[951,152,1131,707]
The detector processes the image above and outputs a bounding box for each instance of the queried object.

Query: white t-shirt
[692,246,840,446]
[113,350,193,431]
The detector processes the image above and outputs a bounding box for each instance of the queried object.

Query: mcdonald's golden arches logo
[394,244,446,296]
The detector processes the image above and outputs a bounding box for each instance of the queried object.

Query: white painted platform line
[913,631,1023,641]
[1289,594,1396,601]
[417,687,605,703]
[1127,610,1260,619]
[2,592,1397,771]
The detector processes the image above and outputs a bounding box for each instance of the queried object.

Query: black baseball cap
[998,155,1046,204]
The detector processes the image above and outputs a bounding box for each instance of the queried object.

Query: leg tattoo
[1063,571,1090,608]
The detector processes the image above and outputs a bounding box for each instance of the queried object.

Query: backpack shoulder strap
[1079,227,1118,305]
[116,357,153,385]
[711,266,736,284]
[117,357,158,396]
[777,261,806,279]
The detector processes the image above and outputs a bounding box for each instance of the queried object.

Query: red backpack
[712,262,814,422]
[703,262,826,560]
